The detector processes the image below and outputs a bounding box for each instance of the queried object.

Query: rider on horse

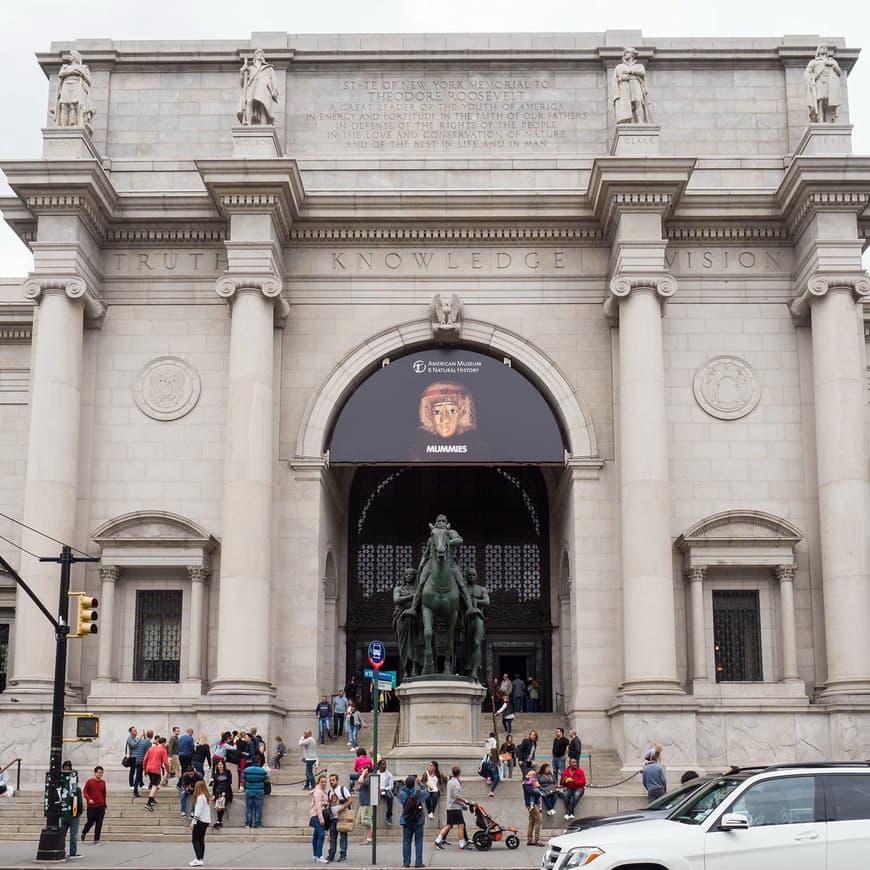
[411,514,475,617]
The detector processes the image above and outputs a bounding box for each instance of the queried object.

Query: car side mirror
[719,813,750,831]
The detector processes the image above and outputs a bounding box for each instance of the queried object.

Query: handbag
[263,780,272,795]
[121,756,132,768]
[214,794,226,811]
[337,807,355,833]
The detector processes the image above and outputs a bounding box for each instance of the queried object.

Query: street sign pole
[367,640,385,866]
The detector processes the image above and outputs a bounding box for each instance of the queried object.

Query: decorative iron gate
[346,465,552,707]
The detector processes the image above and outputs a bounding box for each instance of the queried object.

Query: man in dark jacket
[567,729,582,764]
[552,728,570,779]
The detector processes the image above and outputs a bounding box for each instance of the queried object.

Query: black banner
[329,350,564,463]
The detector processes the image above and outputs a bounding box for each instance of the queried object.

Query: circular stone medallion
[134,356,201,421]
[693,355,761,420]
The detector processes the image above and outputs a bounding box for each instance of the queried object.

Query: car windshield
[647,779,709,811]
[669,777,747,825]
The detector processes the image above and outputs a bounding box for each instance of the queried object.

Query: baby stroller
[468,801,520,850]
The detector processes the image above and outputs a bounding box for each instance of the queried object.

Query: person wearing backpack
[398,774,426,868]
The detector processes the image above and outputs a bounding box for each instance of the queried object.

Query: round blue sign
[368,640,386,666]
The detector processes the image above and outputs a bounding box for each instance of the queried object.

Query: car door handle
[793,832,820,841]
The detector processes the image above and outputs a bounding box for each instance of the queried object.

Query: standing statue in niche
[805,44,842,123]
[53,50,94,128]
[462,567,490,682]
[403,514,478,676]
[237,49,279,126]
[613,47,651,125]
[393,567,424,677]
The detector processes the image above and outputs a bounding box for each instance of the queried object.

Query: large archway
[344,464,553,710]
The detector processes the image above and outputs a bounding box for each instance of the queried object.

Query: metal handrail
[0,757,21,794]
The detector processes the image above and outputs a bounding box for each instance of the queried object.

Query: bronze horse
[419,525,461,674]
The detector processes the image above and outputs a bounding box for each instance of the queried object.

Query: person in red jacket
[559,757,587,819]
[143,735,169,811]
[81,765,108,844]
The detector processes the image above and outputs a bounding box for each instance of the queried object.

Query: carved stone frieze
[289,225,603,243]
[105,226,226,245]
[667,225,787,241]
[133,356,202,422]
[693,355,762,421]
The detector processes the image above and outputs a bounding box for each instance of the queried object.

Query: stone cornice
[195,158,305,241]
[104,225,227,245]
[1,159,117,243]
[667,223,788,242]
[21,276,106,322]
[790,273,870,320]
[776,155,870,240]
[603,273,677,324]
[288,225,603,243]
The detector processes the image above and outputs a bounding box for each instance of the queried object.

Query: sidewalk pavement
[1,838,548,868]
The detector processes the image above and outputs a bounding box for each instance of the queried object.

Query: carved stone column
[608,275,682,694]
[186,566,209,682]
[792,275,870,696]
[95,565,119,681]
[773,565,800,682]
[209,276,282,695]
[9,279,104,693]
[685,567,708,683]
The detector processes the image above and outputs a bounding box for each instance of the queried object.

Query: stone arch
[676,509,803,555]
[91,509,218,555]
[296,318,599,460]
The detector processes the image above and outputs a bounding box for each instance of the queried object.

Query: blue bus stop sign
[368,640,386,670]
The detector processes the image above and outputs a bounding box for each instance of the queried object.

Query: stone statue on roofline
[53,51,94,128]
[805,44,842,123]
[614,47,651,125]
[237,49,279,125]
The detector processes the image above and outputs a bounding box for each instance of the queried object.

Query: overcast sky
[1,0,868,277]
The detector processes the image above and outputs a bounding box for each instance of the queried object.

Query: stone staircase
[0,713,647,843]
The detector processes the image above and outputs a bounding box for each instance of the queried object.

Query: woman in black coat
[516,729,539,775]
[210,758,234,828]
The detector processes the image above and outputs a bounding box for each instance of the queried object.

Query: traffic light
[69,592,99,637]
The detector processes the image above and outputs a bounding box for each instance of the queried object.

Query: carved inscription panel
[288,70,602,155]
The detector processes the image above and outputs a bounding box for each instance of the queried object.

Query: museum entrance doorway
[345,465,552,711]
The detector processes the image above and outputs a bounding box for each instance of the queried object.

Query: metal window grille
[133,590,182,682]
[712,589,762,682]
[0,623,8,693]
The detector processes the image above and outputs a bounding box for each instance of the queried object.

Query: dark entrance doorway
[345,465,552,709]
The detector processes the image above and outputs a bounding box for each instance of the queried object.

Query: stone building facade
[1,31,869,777]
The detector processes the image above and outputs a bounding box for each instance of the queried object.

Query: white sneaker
[547,809,556,816]
[316,857,330,864]
[564,813,570,819]
[427,812,434,819]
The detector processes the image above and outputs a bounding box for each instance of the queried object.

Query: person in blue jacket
[398,774,426,868]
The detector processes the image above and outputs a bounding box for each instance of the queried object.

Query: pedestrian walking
[433,766,471,850]
[143,735,169,811]
[81,766,107,845]
[188,780,211,867]
[210,758,233,828]
[299,729,318,790]
[59,760,82,859]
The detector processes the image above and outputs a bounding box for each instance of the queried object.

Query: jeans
[60,814,80,857]
[333,713,345,737]
[245,793,264,828]
[310,815,326,857]
[318,718,331,743]
[191,819,208,860]
[180,789,193,814]
[552,756,566,779]
[527,697,539,713]
[513,695,524,713]
[381,790,394,821]
[542,790,561,812]
[327,819,347,859]
[486,767,501,793]
[348,723,359,748]
[133,762,144,794]
[502,715,513,736]
[563,787,584,815]
[304,759,316,790]
[425,790,439,816]
[402,821,425,867]
[82,806,105,842]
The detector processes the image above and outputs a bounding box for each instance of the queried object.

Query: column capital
[684,566,707,584]
[214,273,289,321]
[187,566,211,584]
[604,273,677,324]
[22,276,106,322]
[773,564,797,584]
[98,565,120,583]
[790,273,870,320]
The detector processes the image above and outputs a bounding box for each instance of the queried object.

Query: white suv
[542,763,870,870]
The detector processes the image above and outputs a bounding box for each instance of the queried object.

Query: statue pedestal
[610,123,660,156]
[795,123,853,156]
[231,125,283,158]
[42,126,100,160]
[388,678,487,770]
